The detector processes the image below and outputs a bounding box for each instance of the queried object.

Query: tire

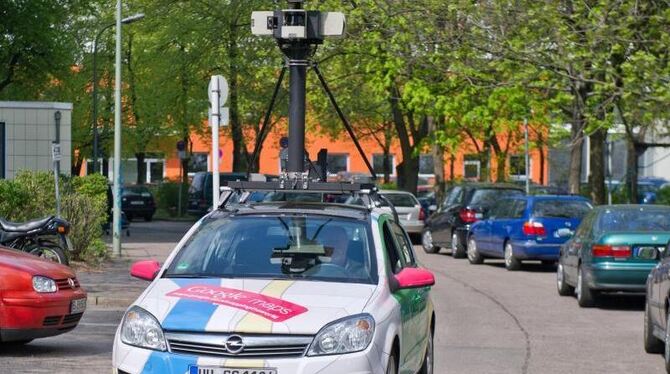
[467,236,484,264]
[422,229,440,254]
[28,245,68,265]
[504,242,521,271]
[144,214,153,222]
[645,301,664,353]
[419,327,434,374]
[576,265,597,307]
[451,232,465,259]
[556,262,574,296]
[386,352,398,374]
[665,312,670,373]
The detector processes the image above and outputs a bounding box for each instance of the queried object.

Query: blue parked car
[466,195,593,270]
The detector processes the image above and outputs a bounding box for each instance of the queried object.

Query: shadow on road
[595,294,645,311]
[0,340,110,358]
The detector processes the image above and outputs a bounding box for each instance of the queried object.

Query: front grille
[55,278,80,291]
[165,332,312,359]
[43,315,62,326]
[62,313,83,325]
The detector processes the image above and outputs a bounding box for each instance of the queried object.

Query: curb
[87,294,136,309]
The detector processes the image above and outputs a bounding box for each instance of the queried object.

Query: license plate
[70,298,86,314]
[190,367,277,374]
[130,201,145,205]
[636,246,660,260]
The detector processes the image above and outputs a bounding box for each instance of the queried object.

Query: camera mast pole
[284,0,310,174]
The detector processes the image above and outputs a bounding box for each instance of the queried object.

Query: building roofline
[0,101,73,110]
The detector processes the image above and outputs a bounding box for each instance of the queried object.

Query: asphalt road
[1,220,666,373]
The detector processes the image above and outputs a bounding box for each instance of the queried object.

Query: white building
[0,101,72,179]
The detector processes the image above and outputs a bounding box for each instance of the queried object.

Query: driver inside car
[318,226,367,277]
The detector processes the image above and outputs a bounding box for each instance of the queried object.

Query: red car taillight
[522,221,546,236]
[459,208,478,224]
[419,208,426,221]
[592,245,631,258]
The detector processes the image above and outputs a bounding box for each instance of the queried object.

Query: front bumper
[510,240,561,261]
[584,262,657,292]
[113,342,388,374]
[0,288,87,341]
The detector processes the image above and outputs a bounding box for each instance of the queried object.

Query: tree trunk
[135,152,146,185]
[449,154,455,181]
[72,158,83,177]
[382,148,391,184]
[625,138,639,203]
[537,131,545,185]
[430,117,446,201]
[228,19,247,172]
[568,120,584,194]
[589,128,607,205]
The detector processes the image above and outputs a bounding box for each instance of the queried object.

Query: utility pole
[208,75,229,209]
[112,0,123,257]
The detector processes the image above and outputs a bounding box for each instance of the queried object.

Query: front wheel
[386,352,398,374]
[645,301,664,353]
[419,328,434,374]
[27,245,68,265]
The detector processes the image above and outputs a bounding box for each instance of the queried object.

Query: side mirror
[130,260,161,281]
[394,267,435,290]
[556,228,574,238]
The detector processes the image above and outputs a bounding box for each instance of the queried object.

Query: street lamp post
[91,13,144,174]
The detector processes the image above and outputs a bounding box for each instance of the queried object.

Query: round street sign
[208,75,229,106]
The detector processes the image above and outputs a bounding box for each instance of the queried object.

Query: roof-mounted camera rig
[248,0,377,191]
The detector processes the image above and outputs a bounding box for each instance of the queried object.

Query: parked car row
[422,181,670,371]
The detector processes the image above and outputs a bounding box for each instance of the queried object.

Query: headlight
[120,306,167,351]
[307,314,375,356]
[32,276,57,293]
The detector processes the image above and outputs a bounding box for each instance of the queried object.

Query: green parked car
[556,205,670,307]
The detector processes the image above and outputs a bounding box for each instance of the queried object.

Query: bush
[657,186,670,206]
[1,171,108,263]
[151,181,189,216]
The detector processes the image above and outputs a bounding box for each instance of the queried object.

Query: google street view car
[112,181,436,374]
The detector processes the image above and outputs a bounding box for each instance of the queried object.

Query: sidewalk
[74,220,195,309]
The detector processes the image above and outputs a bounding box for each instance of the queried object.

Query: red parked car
[0,247,87,344]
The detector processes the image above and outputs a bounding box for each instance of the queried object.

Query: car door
[475,202,505,254]
[431,186,464,245]
[390,220,429,374]
[489,199,519,257]
[564,211,596,284]
[652,244,670,327]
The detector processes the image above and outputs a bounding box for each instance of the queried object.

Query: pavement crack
[433,268,532,374]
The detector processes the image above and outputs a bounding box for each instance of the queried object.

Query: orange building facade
[155,126,549,185]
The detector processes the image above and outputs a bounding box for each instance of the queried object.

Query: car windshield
[381,193,418,207]
[532,200,592,219]
[123,186,151,197]
[164,215,377,284]
[470,188,523,207]
[598,207,670,232]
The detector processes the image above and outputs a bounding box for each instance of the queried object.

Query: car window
[490,199,514,219]
[165,216,377,284]
[597,207,670,232]
[444,187,463,207]
[575,211,595,239]
[390,221,416,267]
[532,199,592,219]
[510,200,527,219]
[382,222,403,274]
[188,173,206,194]
[469,188,523,207]
[381,193,419,208]
[123,186,151,197]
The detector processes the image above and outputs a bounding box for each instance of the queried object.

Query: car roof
[217,202,374,221]
[594,204,670,211]
[379,190,415,195]
[525,195,589,201]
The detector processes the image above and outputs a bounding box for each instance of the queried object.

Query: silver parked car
[379,190,425,235]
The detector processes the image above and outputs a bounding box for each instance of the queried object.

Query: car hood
[138,278,377,335]
[0,247,74,278]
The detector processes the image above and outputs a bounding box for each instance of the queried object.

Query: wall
[0,101,72,179]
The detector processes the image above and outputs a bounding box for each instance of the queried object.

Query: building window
[372,154,395,175]
[189,152,208,174]
[419,154,434,175]
[464,154,481,180]
[509,155,528,181]
[327,153,349,174]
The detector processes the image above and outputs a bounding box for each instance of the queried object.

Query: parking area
[0,220,665,373]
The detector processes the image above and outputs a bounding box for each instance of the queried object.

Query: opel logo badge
[225,335,245,355]
[67,278,76,289]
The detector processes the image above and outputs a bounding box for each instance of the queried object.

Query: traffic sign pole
[209,75,229,210]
